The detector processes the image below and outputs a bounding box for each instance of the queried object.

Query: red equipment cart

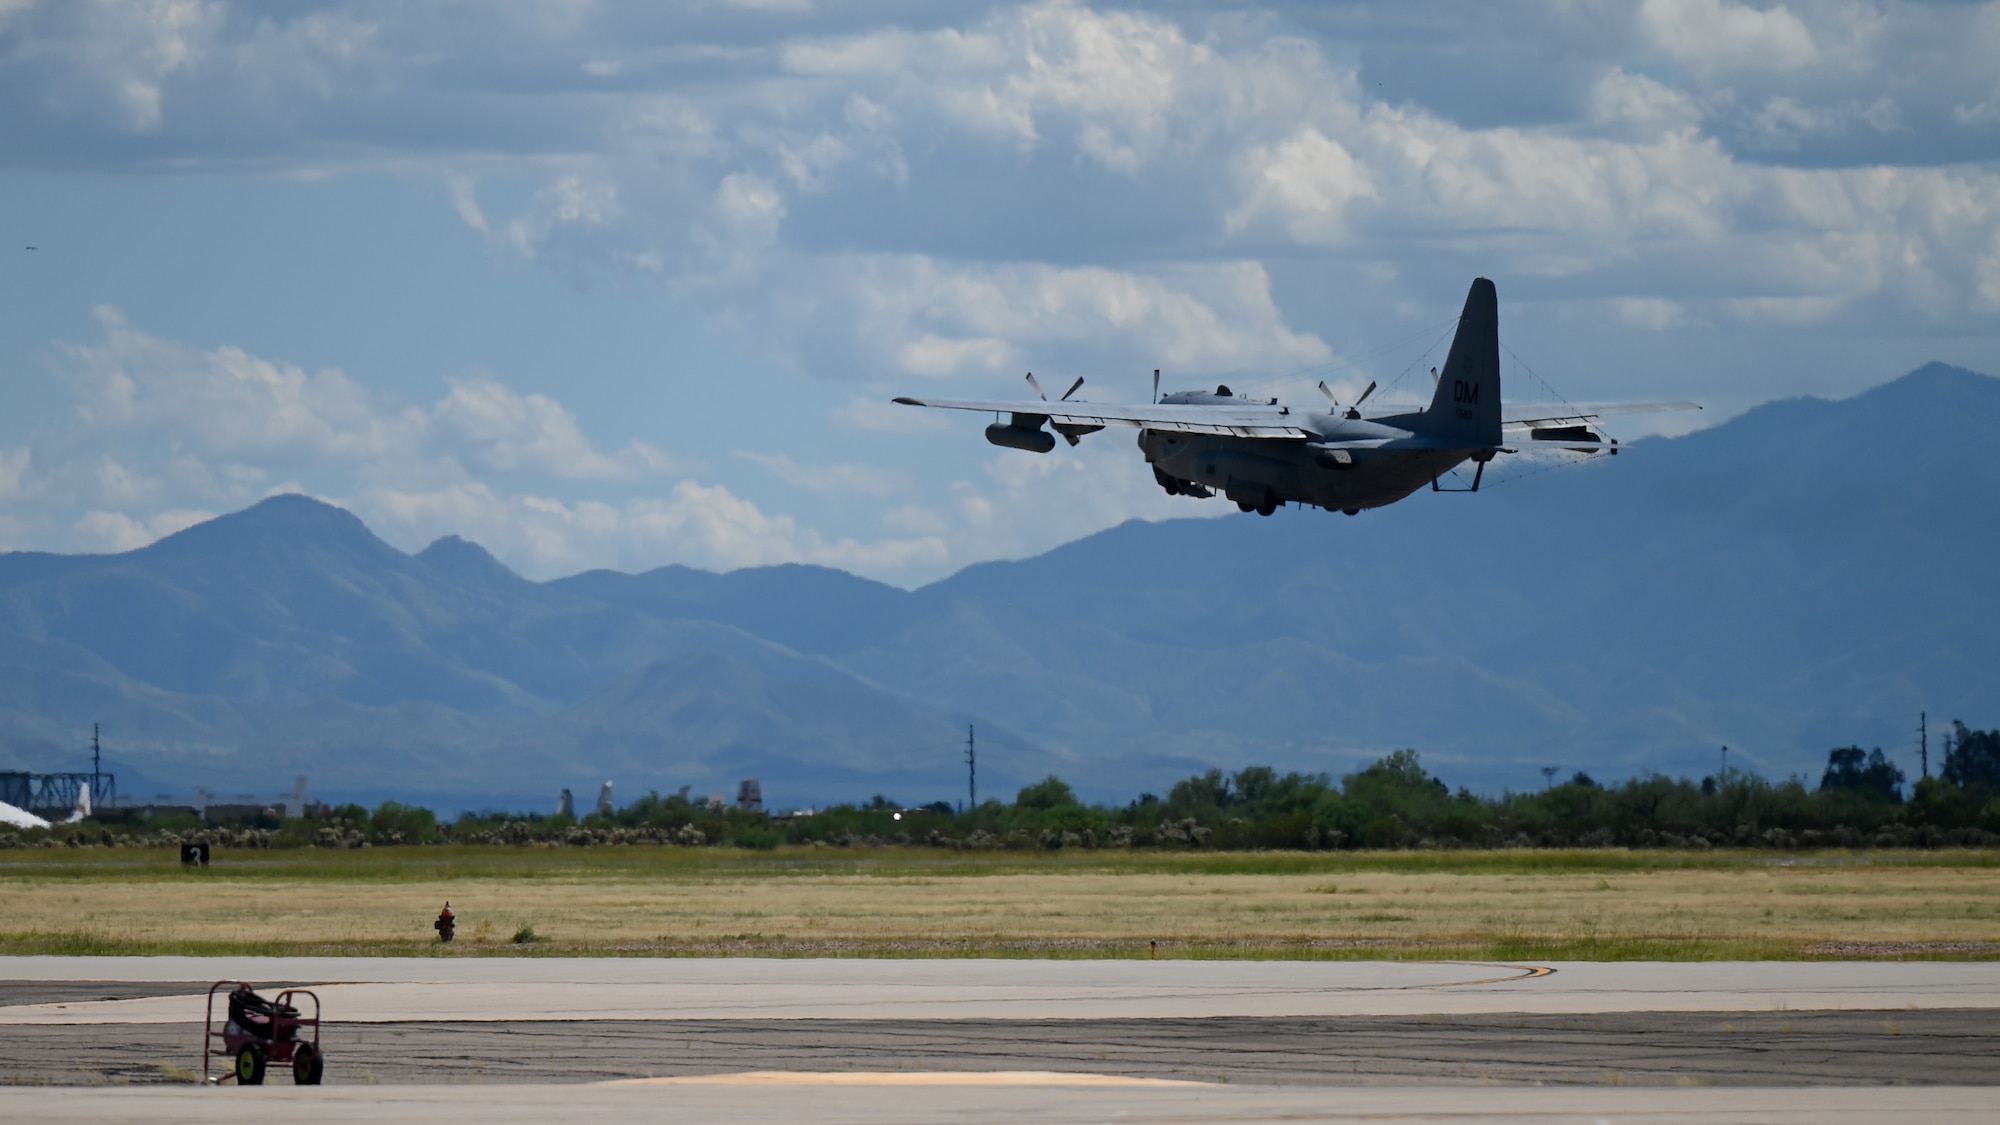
[204,981,324,1085]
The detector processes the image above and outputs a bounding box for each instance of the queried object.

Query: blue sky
[3,0,1999,585]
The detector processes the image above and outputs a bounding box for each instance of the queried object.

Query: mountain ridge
[0,361,1991,808]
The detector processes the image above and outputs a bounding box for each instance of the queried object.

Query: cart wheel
[235,1044,267,1085]
[292,1044,324,1085]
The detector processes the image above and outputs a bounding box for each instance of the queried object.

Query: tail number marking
[1453,377,1479,419]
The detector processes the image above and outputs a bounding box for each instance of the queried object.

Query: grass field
[2,846,1996,960]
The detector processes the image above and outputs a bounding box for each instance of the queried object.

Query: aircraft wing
[892,396,1314,439]
[1503,401,1702,426]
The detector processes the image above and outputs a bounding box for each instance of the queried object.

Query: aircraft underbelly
[1150,436,1468,511]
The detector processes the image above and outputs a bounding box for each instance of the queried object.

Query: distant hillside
[0,497,1054,808]
[0,362,1992,807]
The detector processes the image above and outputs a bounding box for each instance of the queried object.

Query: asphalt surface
[3,1008,1997,1088]
[7,957,2000,1022]
[3,1081,1998,1124]
[7,959,1999,1121]
[0,980,213,1007]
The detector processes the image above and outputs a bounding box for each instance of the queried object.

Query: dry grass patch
[0,847,1994,959]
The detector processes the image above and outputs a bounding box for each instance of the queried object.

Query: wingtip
[891,396,922,406]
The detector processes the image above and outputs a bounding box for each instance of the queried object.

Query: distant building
[557,788,574,817]
[737,778,763,811]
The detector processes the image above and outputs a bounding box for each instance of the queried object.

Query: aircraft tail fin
[1419,277,1502,447]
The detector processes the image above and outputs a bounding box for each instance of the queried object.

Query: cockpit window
[1214,385,1232,397]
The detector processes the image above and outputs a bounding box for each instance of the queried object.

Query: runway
[4,955,1998,1023]
[4,957,1998,1122]
[2,1082,1997,1125]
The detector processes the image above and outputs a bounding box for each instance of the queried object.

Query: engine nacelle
[986,422,1056,454]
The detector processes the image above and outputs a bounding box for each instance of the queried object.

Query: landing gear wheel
[292,1044,324,1085]
[235,1044,267,1085]
[1255,497,1277,516]
[1235,500,1255,512]
[1342,508,1359,516]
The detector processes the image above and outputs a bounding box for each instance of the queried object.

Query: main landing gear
[1234,490,1280,517]
[1152,466,1212,499]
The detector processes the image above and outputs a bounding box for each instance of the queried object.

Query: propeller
[1024,373,1083,403]
[1025,372,1092,445]
[1319,380,1375,418]
[1152,368,1160,405]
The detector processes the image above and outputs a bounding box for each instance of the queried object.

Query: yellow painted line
[605,1071,1217,1088]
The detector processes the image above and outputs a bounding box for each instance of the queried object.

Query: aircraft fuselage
[1139,411,1478,515]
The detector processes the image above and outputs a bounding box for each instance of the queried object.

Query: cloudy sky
[3,0,1997,586]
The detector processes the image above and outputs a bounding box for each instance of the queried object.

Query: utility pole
[965,725,976,812]
[91,724,102,808]
[1720,745,1728,776]
[1540,765,1559,790]
[1920,712,1929,779]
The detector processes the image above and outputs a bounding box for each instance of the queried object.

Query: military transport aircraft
[893,278,1698,516]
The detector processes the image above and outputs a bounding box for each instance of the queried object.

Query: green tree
[1164,769,1231,819]
[1944,722,2000,789]
[1819,746,1905,802]
[1334,750,1457,847]
[1016,775,1078,810]
[369,801,437,843]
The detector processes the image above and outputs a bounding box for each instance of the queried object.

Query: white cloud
[0,0,1974,376]
[1587,67,1704,137]
[432,377,676,480]
[1,312,965,579]
[355,480,946,578]
[1640,0,1819,74]
[1611,297,1687,332]
[750,255,1330,379]
[71,506,212,553]
[1723,294,1846,325]
[49,308,675,487]
[933,433,1231,567]
[736,451,910,496]
[53,0,223,131]
[1229,127,1377,242]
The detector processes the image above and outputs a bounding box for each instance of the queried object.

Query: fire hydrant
[434,902,456,943]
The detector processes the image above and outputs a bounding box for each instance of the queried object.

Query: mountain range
[1,362,1993,812]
